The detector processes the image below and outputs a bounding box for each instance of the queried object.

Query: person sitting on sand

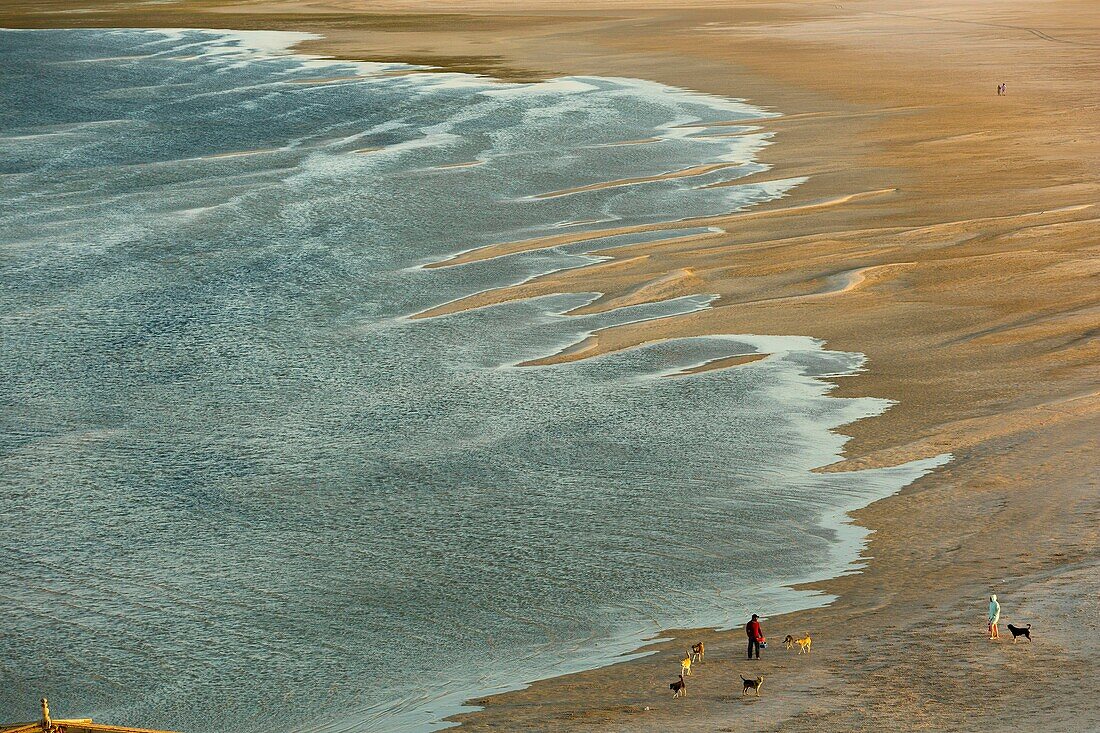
[988,594,1000,639]
[746,613,765,660]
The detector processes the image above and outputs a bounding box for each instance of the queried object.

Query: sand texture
[2,1,1097,731]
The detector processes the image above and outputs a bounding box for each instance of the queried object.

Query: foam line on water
[0,27,956,733]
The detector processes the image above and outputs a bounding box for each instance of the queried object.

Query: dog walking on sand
[1007,623,1033,643]
[783,634,812,654]
[741,675,764,697]
[671,673,686,698]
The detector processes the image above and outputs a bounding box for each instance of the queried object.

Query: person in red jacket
[746,614,765,660]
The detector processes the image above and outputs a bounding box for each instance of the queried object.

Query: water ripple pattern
[0,29,945,733]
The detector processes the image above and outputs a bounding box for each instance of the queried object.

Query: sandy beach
[4,1,1097,730]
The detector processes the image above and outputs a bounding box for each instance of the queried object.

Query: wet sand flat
[3,1,1097,731]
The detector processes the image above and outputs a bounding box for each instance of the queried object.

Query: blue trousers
[747,639,761,659]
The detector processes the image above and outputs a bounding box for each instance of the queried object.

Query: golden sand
[3,1,1097,730]
[667,351,768,376]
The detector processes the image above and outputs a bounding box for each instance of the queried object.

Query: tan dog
[691,641,705,663]
[680,654,693,676]
[741,674,764,696]
[783,634,812,654]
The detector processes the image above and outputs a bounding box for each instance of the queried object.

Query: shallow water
[0,29,945,733]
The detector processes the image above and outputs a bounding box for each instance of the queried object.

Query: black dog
[1006,623,1032,643]
[670,674,686,698]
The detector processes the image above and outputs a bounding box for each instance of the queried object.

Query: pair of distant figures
[997,82,1008,96]
[988,594,1033,643]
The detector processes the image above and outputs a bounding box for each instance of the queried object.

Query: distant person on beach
[746,614,765,659]
[997,82,1007,96]
[988,594,1001,639]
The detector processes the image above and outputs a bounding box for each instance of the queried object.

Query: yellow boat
[1,699,179,733]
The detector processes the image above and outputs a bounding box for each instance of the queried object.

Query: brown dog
[783,634,812,654]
